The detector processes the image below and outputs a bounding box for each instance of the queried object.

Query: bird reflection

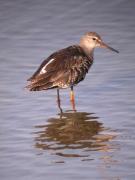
[34,111,116,157]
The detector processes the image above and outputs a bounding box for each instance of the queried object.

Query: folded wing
[26,45,93,91]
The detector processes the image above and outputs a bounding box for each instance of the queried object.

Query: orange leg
[70,86,76,111]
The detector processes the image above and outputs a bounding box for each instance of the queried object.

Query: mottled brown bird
[27,32,119,112]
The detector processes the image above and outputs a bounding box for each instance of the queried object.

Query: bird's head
[80,32,119,55]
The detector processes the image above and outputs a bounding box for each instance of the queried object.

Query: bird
[26,32,119,112]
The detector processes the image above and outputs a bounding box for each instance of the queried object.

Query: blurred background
[0,0,135,179]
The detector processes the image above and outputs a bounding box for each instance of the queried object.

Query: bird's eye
[92,38,96,41]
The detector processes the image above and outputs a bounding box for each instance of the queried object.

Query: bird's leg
[57,88,63,114]
[70,86,76,112]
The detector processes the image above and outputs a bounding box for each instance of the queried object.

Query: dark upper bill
[101,41,119,53]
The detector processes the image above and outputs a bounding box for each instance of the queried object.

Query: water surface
[0,0,135,179]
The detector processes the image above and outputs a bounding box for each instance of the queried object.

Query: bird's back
[27,45,93,91]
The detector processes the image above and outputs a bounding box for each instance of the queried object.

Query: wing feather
[27,45,93,90]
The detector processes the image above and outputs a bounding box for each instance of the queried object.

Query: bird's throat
[82,45,94,58]
[79,40,94,58]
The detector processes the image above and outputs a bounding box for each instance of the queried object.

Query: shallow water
[0,0,135,179]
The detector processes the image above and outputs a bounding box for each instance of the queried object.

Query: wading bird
[26,32,119,112]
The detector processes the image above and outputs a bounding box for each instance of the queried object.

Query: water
[0,0,135,179]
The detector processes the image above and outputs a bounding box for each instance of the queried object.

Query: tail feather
[26,70,62,91]
[26,73,55,91]
[26,82,55,91]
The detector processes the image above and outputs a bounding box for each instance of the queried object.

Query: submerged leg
[57,88,63,114]
[70,86,76,111]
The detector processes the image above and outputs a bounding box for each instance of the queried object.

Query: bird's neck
[79,39,94,58]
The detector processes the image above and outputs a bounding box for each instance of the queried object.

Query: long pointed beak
[100,41,119,53]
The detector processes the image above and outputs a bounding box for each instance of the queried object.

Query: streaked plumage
[26,32,119,111]
[27,45,93,91]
